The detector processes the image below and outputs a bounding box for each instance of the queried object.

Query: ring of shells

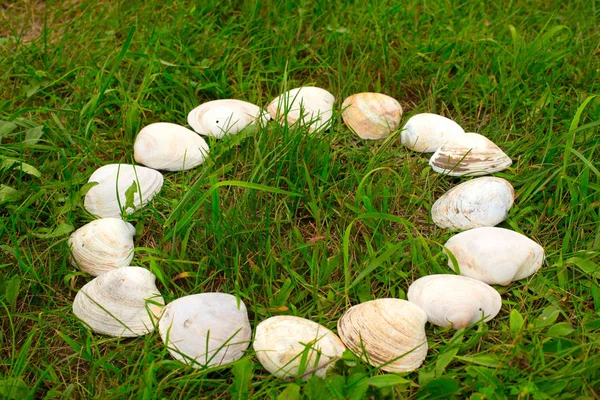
[69,87,544,377]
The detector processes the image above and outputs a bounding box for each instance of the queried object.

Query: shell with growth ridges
[341,92,403,140]
[400,113,465,152]
[187,99,268,139]
[268,86,335,132]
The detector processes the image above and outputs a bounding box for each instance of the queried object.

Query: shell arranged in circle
[84,164,164,219]
[407,274,502,329]
[133,122,209,171]
[431,177,515,231]
[337,299,428,373]
[268,86,335,132]
[341,92,403,140]
[253,316,346,379]
[72,266,164,337]
[401,113,465,153]
[158,293,252,368]
[187,99,268,139]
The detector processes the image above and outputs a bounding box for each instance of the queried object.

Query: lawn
[1,0,599,398]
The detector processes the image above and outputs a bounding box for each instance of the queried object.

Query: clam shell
[268,87,335,132]
[431,177,515,231]
[444,227,544,286]
[429,132,512,176]
[187,99,268,139]
[68,218,136,276]
[84,164,164,219]
[401,113,465,152]
[253,316,346,379]
[133,122,209,171]
[341,92,403,140]
[73,266,164,337]
[158,293,252,368]
[337,299,428,373]
[407,274,502,329]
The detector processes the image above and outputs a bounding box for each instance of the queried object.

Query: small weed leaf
[566,257,600,279]
[0,185,22,204]
[5,275,20,311]
[455,355,502,368]
[24,125,44,144]
[124,180,138,211]
[31,222,74,239]
[304,376,332,400]
[546,322,575,338]
[417,377,459,399]
[230,358,254,400]
[1,158,41,178]
[277,383,301,400]
[366,374,410,388]
[534,307,560,330]
[509,309,524,337]
[0,378,30,399]
[435,346,460,378]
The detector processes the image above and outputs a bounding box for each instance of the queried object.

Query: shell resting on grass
[400,113,465,153]
[268,86,335,132]
[341,92,403,140]
[253,316,346,379]
[187,99,269,139]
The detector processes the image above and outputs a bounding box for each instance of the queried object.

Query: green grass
[1,0,599,398]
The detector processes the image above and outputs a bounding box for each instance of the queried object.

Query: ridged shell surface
[268,87,335,132]
[72,266,164,337]
[407,274,502,329]
[337,299,428,372]
[68,218,136,276]
[429,132,512,176]
[401,113,465,152]
[133,122,209,171]
[158,293,252,368]
[187,99,268,138]
[431,177,515,231]
[254,316,346,379]
[444,227,544,286]
[341,92,403,140]
[84,164,164,219]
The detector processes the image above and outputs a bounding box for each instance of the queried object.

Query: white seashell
[133,122,209,171]
[158,293,252,368]
[84,164,164,219]
[401,113,465,152]
[429,132,512,176]
[337,299,428,373]
[444,227,544,286]
[268,87,335,132]
[431,177,515,231]
[253,316,346,379]
[68,218,136,276]
[407,274,502,329]
[73,266,164,337]
[187,99,268,139]
[341,92,403,140]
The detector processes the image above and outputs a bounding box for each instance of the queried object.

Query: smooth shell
[133,122,209,171]
[187,99,268,138]
[401,113,465,152]
[337,299,428,373]
[341,92,403,140]
[431,177,515,231]
[444,227,544,286]
[158,293,252,368]
[429,132,512,176]
[268,87,335,132]
[407,274,502,329]
[253,316,346,379]
[84,164,164,219]
[68,218,136,276]
[73,266,164,337]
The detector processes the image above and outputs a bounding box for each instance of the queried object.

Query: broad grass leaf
[366,374,410,388]
[277,383,300,400]
[124,180,138,211]
[24,126,44,144]
[566,257,599,279]
[230,358,254,400]
[509,309,524,336]
[455,355,501,368]
[417,377,459,399]
[0,378,30,399]
[5,275,20,311]
[31,222,74,239]
[435,347,460,377]
[534,307,560,329]
[0,120,17,143]
[546,322,575,337]
[0,185,22,204]
[1,158,41,177]
[346,374,368,400]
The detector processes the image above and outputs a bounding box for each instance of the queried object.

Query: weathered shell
[158,293,252,368]
[429,132,512,176]
[84,164,164,219]
[401,113,465,152]
[431,177,515,231]
[268,87,335,132]
[407,275,502,329]
[133,122,209,171]
[254,316,346,379]
[68,218,136,276]
[337,299,428,373]
[341,92,403,140]
[73,266,164,337]
[187,99,268,138]
[444,227,544,286]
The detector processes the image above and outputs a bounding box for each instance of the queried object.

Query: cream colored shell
[133,122,209,171]
[72,266,164,337]
[341,92,403,140]
[84,164,164,219]
[158,293,252,368]
[429,132,512,176]
[407,274,502,329]
[337,299,428,372]
[431,177,515,231]
[187,99,268,139]
[253,316,346,379]
[268,86,335,132]
[401,113,465,152]
[444,227,544,286]
[68,218,136,276]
